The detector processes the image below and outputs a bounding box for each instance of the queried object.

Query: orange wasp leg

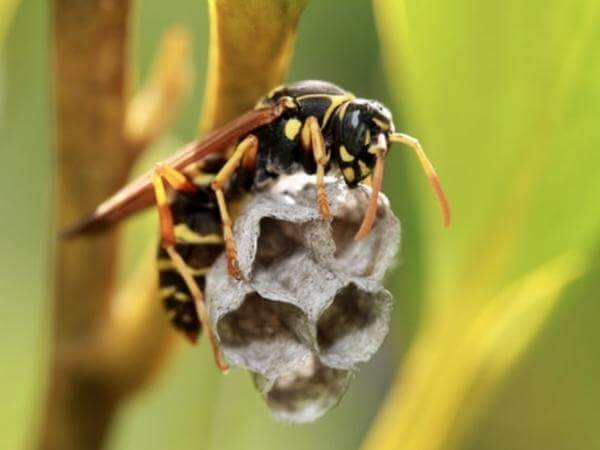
[151,163,196,246]
[151,164,229,373]
[164,246,229,373]
[301,116,332,220]
[211,134,259,279]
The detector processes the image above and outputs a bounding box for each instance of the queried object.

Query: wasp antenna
[390,133,451,227]
[355,152,385,240]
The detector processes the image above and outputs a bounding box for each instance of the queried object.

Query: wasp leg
[164,246,229,373]
[211,134,258,279]
[151,167,229,372]
[152,163,197,246]
[302,116,331,220]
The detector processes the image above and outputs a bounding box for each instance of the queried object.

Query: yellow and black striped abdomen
[157,179,225,342]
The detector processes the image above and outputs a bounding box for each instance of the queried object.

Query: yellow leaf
[361,252,586,450]
[200,0,307,132]
[0,0,20,45]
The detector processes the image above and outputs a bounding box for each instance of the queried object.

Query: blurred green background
[1,1,600,449]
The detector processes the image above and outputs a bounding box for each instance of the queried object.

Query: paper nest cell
[205,174,400,423]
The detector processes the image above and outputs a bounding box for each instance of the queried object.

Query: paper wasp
[64,80,450,372]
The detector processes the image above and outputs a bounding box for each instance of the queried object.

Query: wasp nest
[205,175,400,422]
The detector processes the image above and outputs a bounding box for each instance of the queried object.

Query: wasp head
[331,99,394,186]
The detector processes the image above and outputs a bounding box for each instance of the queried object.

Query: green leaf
[361,252,586,450]
[0,0,20,45]
[367,0,600,449]
[374,0,600,301]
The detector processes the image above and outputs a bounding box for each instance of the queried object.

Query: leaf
[370,1,600,449]
[361,252,586,450]
[0,0,20,45]
[200,0,307,132]
[374,0,600,301]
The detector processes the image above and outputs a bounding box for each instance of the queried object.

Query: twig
[38,1,308,449]
[40,2,134,449]
[39,2,181,449]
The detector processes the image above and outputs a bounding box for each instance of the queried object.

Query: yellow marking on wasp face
[368,145,380,155]
[373,117,391,130]
[284,118,302,141]
[364,129,371,145]
[358,160,370,177]
[174,224,224,244]
[159,286,176,299]
[339,145,354,162]
[343,167,356,183]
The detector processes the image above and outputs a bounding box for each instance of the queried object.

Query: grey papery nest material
[205,174,400,423]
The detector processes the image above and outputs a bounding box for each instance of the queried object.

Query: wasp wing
[62,105,282,238]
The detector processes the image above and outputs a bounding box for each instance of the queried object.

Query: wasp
[64,80,450,372]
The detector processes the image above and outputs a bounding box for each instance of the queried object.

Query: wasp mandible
[64,80,450,372]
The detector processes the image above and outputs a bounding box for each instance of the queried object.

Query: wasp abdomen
[157,187,224,341]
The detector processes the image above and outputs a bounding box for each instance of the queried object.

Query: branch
[39,2,133,449]
[38,1,308,449]
[40,5,189,450]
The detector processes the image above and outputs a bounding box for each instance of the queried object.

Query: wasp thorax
[331,99,395,186]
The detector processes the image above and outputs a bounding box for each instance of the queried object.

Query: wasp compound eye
[205,174,400,422]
